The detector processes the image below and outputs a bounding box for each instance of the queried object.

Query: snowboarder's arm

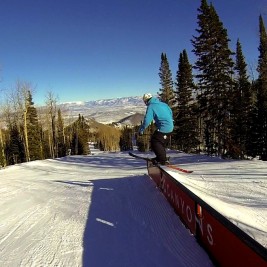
[139,106,153,133]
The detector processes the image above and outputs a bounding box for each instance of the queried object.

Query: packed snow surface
[0,148,214,267]
[0,148,266,266]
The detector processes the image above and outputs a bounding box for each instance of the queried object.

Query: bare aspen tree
[21,82,34,161]
[23,108,30,161]
[9,81,35,162]
[57,108,66,157]
[45,91,58,158]
[0,127,7,167]
[0,88,7,166]
[0,81,32,163]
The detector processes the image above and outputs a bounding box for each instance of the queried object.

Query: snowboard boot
[151,157,170,166]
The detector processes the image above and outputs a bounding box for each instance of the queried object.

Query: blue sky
[0,0,266,105]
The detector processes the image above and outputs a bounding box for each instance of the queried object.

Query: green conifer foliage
[230,39,253,158]
[174,50,199,152]
[158,53,176,108]
[25,91,42,161]
[65,115,90,155]
[120,126,134,151]
[7,123,25,164]
[256,15,267,160]
[191,0,234,156]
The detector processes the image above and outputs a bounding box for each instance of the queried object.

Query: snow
[0,148,213,267]
[0,147,266,266]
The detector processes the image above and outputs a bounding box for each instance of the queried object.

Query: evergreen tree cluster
[139,0,267,160]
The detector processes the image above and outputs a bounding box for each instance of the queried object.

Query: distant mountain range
[59,96,146,125]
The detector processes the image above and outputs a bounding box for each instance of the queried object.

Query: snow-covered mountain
[59,96,146,124]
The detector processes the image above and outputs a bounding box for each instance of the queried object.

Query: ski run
[0,147,266,266]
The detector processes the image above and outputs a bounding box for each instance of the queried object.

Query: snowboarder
[139,93,174,165]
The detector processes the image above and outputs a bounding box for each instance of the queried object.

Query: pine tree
[158,53,176,108]
[174,49,199,152]
[230,39,253,158]
[246,90,259,158]
[191,0,234,156]
[119,126,134,151]
[65,115,90,155]
[256,15,267,160]
[7,123,25,164]
[25,91,42,161]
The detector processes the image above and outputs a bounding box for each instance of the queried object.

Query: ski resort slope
[0,150,214,267]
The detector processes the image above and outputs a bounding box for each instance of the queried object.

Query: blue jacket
[139,97,174,134]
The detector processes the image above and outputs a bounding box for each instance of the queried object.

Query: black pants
[151,131,171,163]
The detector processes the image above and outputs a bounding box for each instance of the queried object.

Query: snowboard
[128,152,193,173]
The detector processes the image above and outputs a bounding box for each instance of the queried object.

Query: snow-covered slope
[1,149,266,266]
[0,150,214,267]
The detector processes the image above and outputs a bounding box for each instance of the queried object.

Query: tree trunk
[24,109,30,161]
[0,129,7,167]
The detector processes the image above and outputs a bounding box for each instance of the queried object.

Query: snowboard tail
[128,152,153,162]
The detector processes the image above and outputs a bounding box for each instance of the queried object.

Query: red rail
[147,163,267,267]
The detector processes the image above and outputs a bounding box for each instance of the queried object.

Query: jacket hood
[148,97,160,104]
